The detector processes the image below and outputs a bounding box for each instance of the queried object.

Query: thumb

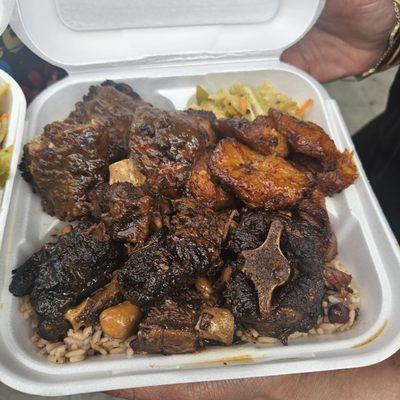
[107,377,280,400]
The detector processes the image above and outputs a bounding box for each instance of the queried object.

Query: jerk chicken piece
[129,107,216,198]
[187,154,235,211]
[215,115,288,157]
[67,80,150,161]
[19,121,109,220]
[209,138,310,210]
[118,200,232,309]
[10,223,123,340]
[224,210,325,343]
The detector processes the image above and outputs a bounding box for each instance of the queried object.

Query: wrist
[358,0,400,79]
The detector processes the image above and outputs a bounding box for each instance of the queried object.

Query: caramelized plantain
[316,149,358,195]
[215,115,288,157]
[269,108,339,171]
[187,154,235,210]
[291,150,358,196]
[209,138,310,210]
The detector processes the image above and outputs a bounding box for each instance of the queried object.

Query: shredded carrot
[240,97,247,114]
[0,113,9,121]
[296,98,313,118]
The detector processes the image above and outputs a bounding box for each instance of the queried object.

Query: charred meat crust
[67,80,150,162]
[118,200,231,308]
[10,223,123,340]
[118,230,211,308]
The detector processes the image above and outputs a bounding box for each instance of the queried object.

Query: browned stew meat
[19,121,109,220]
[67,80,151,162]
[10,222,124,340]
[10,80,358,354]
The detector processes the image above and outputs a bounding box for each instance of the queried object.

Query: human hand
[282,0,396,82]
[109,350,400,400]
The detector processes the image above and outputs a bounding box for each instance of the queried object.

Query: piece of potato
[64,275,122,331]
[196,307,234,345]
[195,277,213,300]
[100,300,142,340]
[109,158,146,186]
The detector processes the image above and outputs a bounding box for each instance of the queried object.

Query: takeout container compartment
[0,69,26,250]
[1,0,400,396]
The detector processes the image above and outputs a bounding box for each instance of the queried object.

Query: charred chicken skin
[11,81,359,355]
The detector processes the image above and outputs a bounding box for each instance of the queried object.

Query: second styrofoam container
[0,69,26,249]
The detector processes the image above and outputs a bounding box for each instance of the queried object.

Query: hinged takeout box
[1,0,400,396]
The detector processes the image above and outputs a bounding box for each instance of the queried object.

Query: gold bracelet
[358,0,400,79]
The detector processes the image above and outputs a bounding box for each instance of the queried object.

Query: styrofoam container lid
[0,0,15,36]
[10,0,325,72]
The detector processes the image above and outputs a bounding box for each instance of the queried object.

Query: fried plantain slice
[209,138,310,210]
[269,108,339,171]
[187,154,235,210]
[291,150,358,196]
[316,149,358,195]
[214,115,288,157]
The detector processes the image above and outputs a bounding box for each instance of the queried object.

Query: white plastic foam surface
[0,62,400,396]
[56,0,279,30]
[0,0,15,35]
[0,70,26,252]
[11,0,323,71]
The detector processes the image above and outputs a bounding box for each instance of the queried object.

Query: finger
[108,376,286,400]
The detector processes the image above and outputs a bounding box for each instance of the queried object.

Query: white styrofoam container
[0,70,26,251]
[1,0,400,396]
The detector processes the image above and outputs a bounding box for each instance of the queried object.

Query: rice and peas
[19,81,360,363]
